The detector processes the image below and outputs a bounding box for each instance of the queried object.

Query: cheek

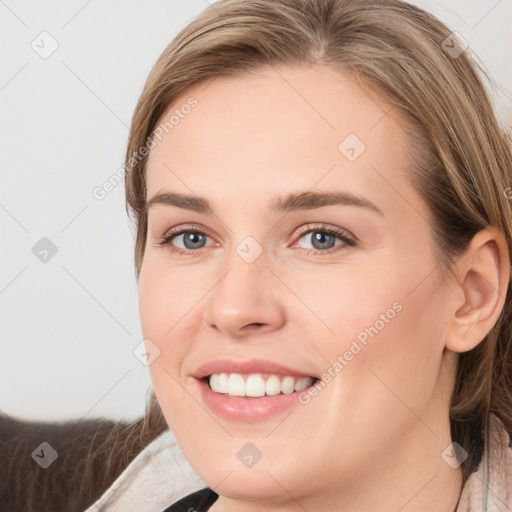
[291,262,403,352]
[137,265,197,387]
[312,256,446,389]
[138,261,203,339]
[332,266,447,422]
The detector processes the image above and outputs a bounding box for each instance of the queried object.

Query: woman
[121,0,512,510]
[3,0,510,511]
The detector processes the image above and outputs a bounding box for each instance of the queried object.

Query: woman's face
[139,64,457,506]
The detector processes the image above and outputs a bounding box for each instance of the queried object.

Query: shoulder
[457,413,512,511]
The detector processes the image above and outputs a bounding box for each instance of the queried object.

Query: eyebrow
[146,190,384,216]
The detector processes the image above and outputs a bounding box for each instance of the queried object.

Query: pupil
[313,232,334,250]
[184,232,205,249]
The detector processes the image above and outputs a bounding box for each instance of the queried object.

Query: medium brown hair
[124,0,512,491]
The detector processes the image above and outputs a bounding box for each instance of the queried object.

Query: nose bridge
[215,233,269,307]
[217,213,269,278]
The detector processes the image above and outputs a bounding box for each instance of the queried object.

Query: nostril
[242,323,265,332]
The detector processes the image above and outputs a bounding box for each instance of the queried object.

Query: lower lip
[195,377,315,421]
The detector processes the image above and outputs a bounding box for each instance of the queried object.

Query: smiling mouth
[204,372,320,398]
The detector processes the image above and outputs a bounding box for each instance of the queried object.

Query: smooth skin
[138,64,510,512]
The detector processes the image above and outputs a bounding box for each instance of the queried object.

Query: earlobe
[445,226,510,354]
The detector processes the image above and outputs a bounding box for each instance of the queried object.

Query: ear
[445,225,510,353]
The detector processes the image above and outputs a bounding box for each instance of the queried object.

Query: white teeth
[228,373,245,396]
[210,373,220,391]
[210,373,229,394]
[218,373,229,393]
[208,373,314,397]
[294,377,311,392]
[246,375,266,397]
[265,375,281,396]
[281,376,296,394]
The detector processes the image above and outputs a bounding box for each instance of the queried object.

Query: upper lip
[193,359,318,380]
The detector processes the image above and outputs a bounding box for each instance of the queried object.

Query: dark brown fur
[0,392,168,511]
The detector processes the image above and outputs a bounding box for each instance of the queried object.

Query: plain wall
[1,0,511,422]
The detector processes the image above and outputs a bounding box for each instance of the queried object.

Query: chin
[181,439,308,497]
[202,467,302,503]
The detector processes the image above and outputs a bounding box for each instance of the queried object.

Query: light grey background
[1,0,511,422]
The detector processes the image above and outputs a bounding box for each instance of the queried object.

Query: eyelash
[156,223,357,257]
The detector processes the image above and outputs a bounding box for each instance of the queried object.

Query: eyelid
[158,223,215,248]
[159,223,355,241]
[160,223,213,241]
[293,223,357,243]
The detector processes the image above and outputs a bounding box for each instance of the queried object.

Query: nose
[203,246,286,340]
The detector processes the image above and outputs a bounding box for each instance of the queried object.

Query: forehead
[145,64,413,212]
